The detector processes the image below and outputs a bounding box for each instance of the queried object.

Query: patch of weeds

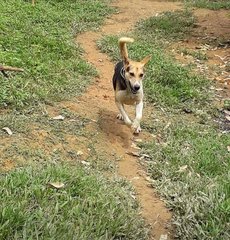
[136,10,195,45]
[0,0,113,108]
[98,35,210,108]
[180,48,208,60]
[0,163,148,239]
[185,0,230,10]
[141,119,230,239]
[0,112,31,136]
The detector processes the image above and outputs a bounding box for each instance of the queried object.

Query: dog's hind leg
[115,101,132,126]
[132,101,143,133]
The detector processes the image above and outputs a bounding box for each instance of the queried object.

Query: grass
[137,10,195,43]
[141,118,230,239]
[180,48,208,61]
[97,10,210,109]
[0,163,148,239]
[185,0,230,10]
[0,0,113,108]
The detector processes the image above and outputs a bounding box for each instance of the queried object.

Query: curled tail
[118,37,134,63]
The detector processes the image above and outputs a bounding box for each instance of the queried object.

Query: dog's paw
[116,113,124,121]
[131,120,141,134]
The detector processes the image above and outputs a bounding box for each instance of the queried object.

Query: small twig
[32,0,35,6]
[0,65,24,77]
[0,65,24,72]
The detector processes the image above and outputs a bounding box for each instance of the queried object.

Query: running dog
[112,37,151,134]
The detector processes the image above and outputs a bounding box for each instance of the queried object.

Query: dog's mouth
[128,81,138,94]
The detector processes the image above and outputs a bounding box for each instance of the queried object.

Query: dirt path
[61,1,181,239]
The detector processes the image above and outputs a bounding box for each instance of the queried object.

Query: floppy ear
[141,55,151,66]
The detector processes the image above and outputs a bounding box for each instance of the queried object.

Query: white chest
[115,89,143,105]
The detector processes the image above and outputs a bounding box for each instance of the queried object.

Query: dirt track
[70,1,181,239]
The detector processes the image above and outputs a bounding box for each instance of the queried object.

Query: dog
[112,37,151,134]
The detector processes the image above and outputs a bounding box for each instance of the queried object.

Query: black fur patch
[112,61,127,91]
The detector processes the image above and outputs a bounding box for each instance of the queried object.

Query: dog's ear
[123,57,130,68]
[141,55,151,66]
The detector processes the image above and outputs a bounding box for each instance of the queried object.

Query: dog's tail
[118,37,134,62]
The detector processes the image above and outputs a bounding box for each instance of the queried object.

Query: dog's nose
[134,84,140,91]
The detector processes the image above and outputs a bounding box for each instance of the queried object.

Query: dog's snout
[134,84,140,91]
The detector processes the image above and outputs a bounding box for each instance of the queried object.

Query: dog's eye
[130,72,135,76]
[139,73,144,78]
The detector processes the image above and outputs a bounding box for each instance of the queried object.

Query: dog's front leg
[116,101,132,126]
[132,101,143,133]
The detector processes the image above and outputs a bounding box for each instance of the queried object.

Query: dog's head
[124,56,151,94]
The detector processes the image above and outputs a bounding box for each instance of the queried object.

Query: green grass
[185,0,230,10]
[141,119,230,239]
[0,0,113,108]
[137,10,195,43]
[97,11,209,108]
[180,48,208,61]
[0,164,148,239]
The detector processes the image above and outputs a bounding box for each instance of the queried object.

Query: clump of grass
[0,164,148,239]
[180,48,208,60]
[141,120,230,239]
[185,0,230,10]
[0,0,113,108]
[136,10,195,44]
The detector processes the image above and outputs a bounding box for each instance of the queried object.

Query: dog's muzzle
[129,82,140,94]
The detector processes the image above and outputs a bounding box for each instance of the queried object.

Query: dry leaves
[81,160,90,166]
[126,151,140,157]
[159,234,168,240]
[77,151,84,156]
[178,165,188,173]
[47,182,65,189]
[2,127,13,135]
[52,115,65,120]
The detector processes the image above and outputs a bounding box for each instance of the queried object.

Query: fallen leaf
[224,110,230,116]
[226,115,230,121]
[131,142,141,150]
[145,176,155,183]
[52,115,65,120]
[77,151,84,156]
[131,177,140,181]
[2,127,13,135]
[134,138,143,143]
[126,151,140,157]
[81,160,90,166]
[164,122,171,130]
[227,146,230,152]
[160,234,168,240]
[178,165,188,172]
[48,182,65,189]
